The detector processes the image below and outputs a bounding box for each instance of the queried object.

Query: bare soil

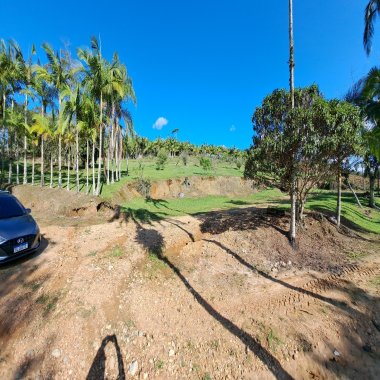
[0,186,379,380]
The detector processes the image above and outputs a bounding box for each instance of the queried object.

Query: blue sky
[1,0,379,149]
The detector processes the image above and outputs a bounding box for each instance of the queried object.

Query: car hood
[0,214,38,240]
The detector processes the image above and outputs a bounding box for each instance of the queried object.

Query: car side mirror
[25,208,31,214]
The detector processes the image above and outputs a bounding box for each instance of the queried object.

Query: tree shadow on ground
[204,239,362,316]
[108,205,164,224]
[134,224,293,380]
[196,206,288,238]
[87,335,125,380]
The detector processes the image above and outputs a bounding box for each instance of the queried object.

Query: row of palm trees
[0,37,136,195]
[125,136,245,160]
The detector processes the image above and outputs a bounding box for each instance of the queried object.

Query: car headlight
[0,236,7,245]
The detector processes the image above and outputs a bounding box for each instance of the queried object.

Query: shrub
[199,157,212,172]
[181,151,189,166]
[236,159,243,170]
[156,149,168,170]
[136,178,151,199]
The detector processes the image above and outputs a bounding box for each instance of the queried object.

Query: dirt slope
[0,187,379,379]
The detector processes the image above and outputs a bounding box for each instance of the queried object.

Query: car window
[0,196,26,219]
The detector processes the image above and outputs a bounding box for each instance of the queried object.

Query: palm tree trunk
[336,170,342,228]
[40,107,45,187]
[1,94,6,185]
[16,132,19,185]
[32,150,35,185]
[23,135,27,184]
[96,92,103,195]
[92,140,96,195]
[58,98,62,188]
[115,129,119,182]
[76,127,79,193]
[289,0,296,246]
[23,94,28,184]
[107,137,110,185]
[50,153,53,188]
[58,136,62,187]
[40,136,44,187]
[67,146,71,191]
[86,139,89,194]
[110,111,115,184]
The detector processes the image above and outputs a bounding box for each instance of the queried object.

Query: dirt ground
[0,186,379,380]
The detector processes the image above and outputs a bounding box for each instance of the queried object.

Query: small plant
[36,293,59,316]
[202,374,212,380]
[267,329,282,352]
[156,149,168,170]
[181,151,189,166]
[199,157,212,172]
[236,159,243,170]
[110,246,123,258]
[136,177,151,199]
[155,359,164,370]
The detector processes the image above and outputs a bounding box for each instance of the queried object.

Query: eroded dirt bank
[0,186,379,379]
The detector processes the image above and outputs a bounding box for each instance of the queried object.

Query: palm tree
[19,45,36,184]
[36,44,74,188]
[347,67,380,208]
[289,0,297,246]
[78,37,127,195]
[364,0,380,55]
[31,114,52,186]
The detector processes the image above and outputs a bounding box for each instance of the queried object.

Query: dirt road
[0,188,379,379]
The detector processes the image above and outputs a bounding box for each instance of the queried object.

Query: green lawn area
[121,188,285,222]
[3,157,243,198]
[306,191,380,234]
[100,157,243,198]
[121,188,380,234]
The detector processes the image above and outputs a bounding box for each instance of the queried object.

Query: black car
[0,191,41,263]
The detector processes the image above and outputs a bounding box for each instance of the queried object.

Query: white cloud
[229,125,236,132]
[153,117,168,130]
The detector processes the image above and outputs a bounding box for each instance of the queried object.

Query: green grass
[306,191,380,234]
[109,246,123,258]
[121,188,284,221]
[121,188,380,234]
[2,157,243,198]
[101,157,243,198]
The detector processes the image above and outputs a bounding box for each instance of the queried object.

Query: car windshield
[0,196,26,219]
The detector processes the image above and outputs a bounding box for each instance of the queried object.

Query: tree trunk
[96,92,103,195]
[32,151,35,185]
[58,98,62,188]
[76,128,79,193]
[92,140,96,195]
[23,94,28,184]
[40,136,44,187]
[23,135,27,184]
[336,170,342,228]
[67,146,71,191]
[50,153,53,188]
[115,129,119,182]
[289,0,297,246]
[86,139,89,195]
[15,131,19,185]
[369,174,375,208]
[346,180,363,208]
[1,94,6,185]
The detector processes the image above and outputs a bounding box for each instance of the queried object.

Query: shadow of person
[86,335,125,380]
